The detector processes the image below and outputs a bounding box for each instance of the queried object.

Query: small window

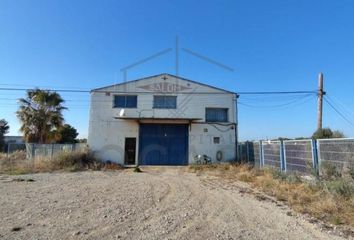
[153,96,177,109]
[113,95,137,108]
[213,137,220,144]
[206,108,228,122]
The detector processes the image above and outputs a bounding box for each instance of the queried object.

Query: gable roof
[91,73,236,94]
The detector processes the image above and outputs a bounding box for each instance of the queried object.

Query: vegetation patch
[189,163,354,229]
[133,166,143,173]
[0,150,124,174]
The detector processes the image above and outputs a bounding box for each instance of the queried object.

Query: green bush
[321,161,341,180]
[133,166,142,173]
[268,168,287,181]
[285,173,303,184]
[325,179,354,199]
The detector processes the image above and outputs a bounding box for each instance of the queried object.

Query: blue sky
[1,0,354,140]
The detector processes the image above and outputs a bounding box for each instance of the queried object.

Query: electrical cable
[323,96,354,129]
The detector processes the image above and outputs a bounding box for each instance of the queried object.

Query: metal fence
[1,143,88,174]
[25,143,87,159]
[318,138,354,175]
[238,138,354,176]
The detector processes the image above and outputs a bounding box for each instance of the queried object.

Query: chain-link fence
[238,138,354,176]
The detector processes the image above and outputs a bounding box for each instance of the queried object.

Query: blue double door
[139,124,189,165]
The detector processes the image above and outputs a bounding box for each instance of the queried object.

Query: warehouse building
[88,73,238,165]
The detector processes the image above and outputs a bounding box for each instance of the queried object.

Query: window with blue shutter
[113,95,137,108]
[206,108,228,122]
[153,96,177,109]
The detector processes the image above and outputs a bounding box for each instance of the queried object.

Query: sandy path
[0,167,349,240]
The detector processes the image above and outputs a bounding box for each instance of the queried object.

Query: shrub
[52,150,100,171]
[267,168,287,181]
[0,151,27,174]
[103,161,124,170]
[285,173,303,184]
[321,161,341,180]
[133,166,142,172]
[325,179,354,199]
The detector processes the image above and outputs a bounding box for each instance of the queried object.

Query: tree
[77,138,87,143]
[0,119,10,151]
[312,128,345,139]
[55,124,79,143]
[16,89,67,143]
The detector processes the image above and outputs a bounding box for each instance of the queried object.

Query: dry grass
[189,163,354,228]
[0,150,123,174]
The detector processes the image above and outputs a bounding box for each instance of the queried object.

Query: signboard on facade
[138,82,192,92]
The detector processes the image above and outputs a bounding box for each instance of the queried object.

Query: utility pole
[317,73,325,130]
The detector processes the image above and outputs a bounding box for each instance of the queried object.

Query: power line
[0,87,90,93]
[238,94,314,110]
[323,96,354,129]
[326,95,354,118]
[237,91,317,95]
[239,93,316,103]
[0,87,319,96]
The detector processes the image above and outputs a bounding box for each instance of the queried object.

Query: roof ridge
[91,73,235,94]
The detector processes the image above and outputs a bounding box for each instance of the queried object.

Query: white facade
[88,73,238,165]
[4,136,24,144]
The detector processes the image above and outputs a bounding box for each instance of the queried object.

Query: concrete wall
[4,136,24,144]
[88,74,237,165]
[189,123,236,164]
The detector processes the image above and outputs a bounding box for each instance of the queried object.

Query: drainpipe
[235,93,239,162]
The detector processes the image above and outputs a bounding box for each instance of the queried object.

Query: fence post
[7,143,10,158]
[239,143,243,162]
[31,143,35,159]
[51,144,54,159]
[259,140,264,167]
[280,140,286,172]
[7,143,12,173]
[311,139,319,177]
[246,141,250,163]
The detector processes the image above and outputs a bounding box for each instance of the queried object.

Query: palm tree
[16,89,67,143]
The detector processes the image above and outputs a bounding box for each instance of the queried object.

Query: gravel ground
[0,167,350,240]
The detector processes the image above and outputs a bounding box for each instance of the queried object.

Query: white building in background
[88,73,238,165]
[4,136,24,145]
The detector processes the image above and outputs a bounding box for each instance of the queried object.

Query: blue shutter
[114,96,125,108]
[154,96,176,109]
[114,95,137,108]
[154,96,164,108]
[165,96,176,108]
[125,96,137,108]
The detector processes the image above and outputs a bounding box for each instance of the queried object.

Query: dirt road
[0,168,348,240]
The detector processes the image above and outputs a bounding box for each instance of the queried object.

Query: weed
[330,216,344,225]
[191,163,354,228]
[325,179,354,199]
[133,166,142,173]
[285,173,303,184]
[321,161,341,180]
[0,150,124,174]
